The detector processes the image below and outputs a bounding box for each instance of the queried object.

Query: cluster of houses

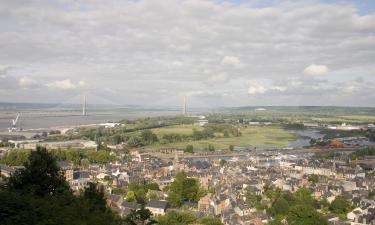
[49,148,375,224]
[2,143,375,224]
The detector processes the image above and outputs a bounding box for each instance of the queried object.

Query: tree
[145,182,160,191]
[135,188,147,203]
[245,188,261,208]
[219,159,227,167]
[127,136,144,147]
[93,150,112,164]
[0,146,120,225]
[123,205,156,225]
[320,198,330,208]
[199,216,223,225]
[281,191,297,206]
[269,197,289,216]
[126,191,136,202]
[287,204,328,225]
[185,145,194,153]
[81,158,90,169]
[83,183,106,212]
[167,171,205,207]
[294,187,313,205]
[147,190,159,200]
[329,196,351,216]
[113,134,123,144]
[6,146,69,196]
[157,211,197,225]
[267,219,283,225]
[140,130,158,145]
[265,186,282,200]
[1,149,31,166]
[308,174,319,183]
[167,172,185,207]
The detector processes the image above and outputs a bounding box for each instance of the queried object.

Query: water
[0,104,181,131]
[287,129,324,148]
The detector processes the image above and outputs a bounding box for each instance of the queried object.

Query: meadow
[149,124,298,150]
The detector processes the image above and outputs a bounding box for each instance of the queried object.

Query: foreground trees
[0,146,120,225]
[157,211,223,225]
[123,205,156,225]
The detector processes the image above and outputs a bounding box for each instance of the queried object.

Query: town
[1,111,375,225]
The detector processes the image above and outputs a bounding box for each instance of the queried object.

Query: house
[197,119,208,126]
[70,178,91,192]
[57,161,74,181]
[146,200,168,216]
[0,165,25,177]
[198,193,212,211]
[120,201,141,217]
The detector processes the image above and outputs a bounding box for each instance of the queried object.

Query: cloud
[0,65,11,75]
[247,80,288,95]
[248,81,267,95]
[221,56,242,68]
[18,76,38,89]
[0,75,18,89]
[46,79,76,90]
[78,80,88,88]
[208,72,229,84]
[303,64,329,76]
[0,1,374,106]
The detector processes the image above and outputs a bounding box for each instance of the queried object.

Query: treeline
[0,141,15,148]
[45,116,196,144]
[315,147,375,161]
[320,129,375,141]
[127,124,241,148]
[205,112,295,124]
[348,147,375,160]
[120,116,196,130]
[283,122,305,130]
[1,148,115,166]
[45,116,245,147]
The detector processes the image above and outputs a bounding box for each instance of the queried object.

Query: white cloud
[221,56,242,68]
[18,76,38,89]
[78,80,87,87]
[208,73,229,83]
[46,79,76,90]
[171,60,184,67]
[303,64,329,76]
[248,81,267,95]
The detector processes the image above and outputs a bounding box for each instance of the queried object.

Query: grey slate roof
[146,200,168,209]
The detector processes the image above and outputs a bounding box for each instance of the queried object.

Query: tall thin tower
[82,95,87,116]
[183,95,187,116]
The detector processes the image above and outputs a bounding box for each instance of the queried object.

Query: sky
[0,0,375,107]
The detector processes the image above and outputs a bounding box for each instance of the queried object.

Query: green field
[149,124,297,150]
[151,124,203,136]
